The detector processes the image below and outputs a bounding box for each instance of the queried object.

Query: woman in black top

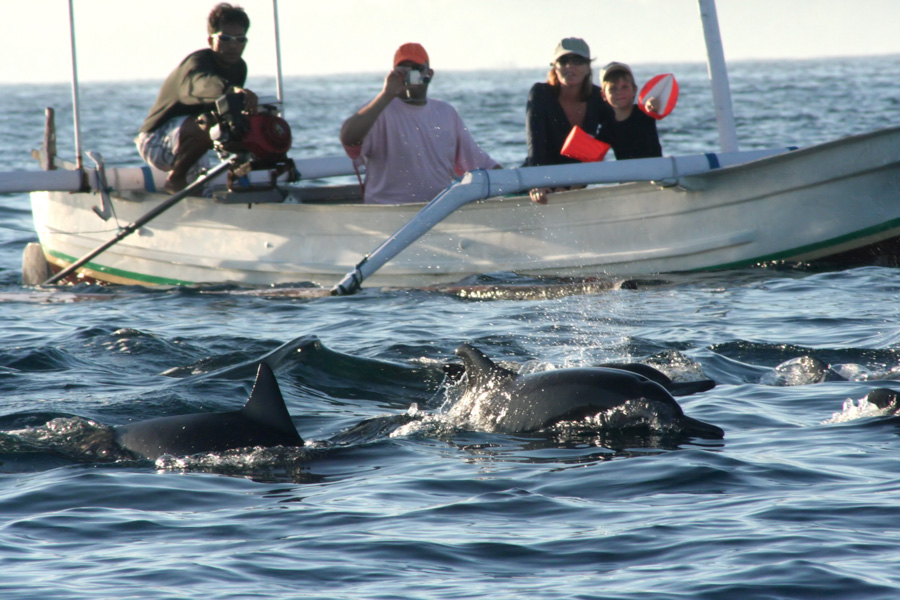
[525,37,614,203]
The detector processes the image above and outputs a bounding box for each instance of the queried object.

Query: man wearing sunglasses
[340,42,500,204]
[135,2,259,193]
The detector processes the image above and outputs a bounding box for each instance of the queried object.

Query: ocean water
[2,56,900,599]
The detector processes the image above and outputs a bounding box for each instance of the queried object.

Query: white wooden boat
[10,0,900,292]
[22,124,900,290]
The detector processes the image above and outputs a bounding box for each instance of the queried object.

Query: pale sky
[2,0,898,84]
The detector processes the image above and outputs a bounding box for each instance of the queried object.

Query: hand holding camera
[381,65,432,103]
[404,69,430,86]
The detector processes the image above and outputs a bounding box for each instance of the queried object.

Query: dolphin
[454,344,724,438]
[767,355,847,386]
[115,363,304,460]
[865,388,900,412]
[444,358,716,396]
[595,362,716,396]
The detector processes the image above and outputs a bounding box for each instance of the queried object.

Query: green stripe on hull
[690,218,900,272]
[47,249,195,286]
[44,216,900,285]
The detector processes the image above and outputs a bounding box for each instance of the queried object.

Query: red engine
[243,114,292,163]
[207,94,298,190]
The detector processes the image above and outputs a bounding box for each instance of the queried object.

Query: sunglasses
[556,55,589,67]
[213,33,248,44]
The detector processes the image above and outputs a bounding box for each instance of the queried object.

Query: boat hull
[29,126,900,287]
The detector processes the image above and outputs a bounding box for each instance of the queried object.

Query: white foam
[822,397,889,424]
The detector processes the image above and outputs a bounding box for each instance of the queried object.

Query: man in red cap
[340,42,500,204]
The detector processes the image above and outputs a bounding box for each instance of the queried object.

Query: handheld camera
[404,69,431,86]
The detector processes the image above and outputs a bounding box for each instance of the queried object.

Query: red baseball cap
[394,43,429,66]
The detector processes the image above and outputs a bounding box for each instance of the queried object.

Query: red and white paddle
[638,73,679,120]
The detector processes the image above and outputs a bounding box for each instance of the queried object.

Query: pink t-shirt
[344,98,499,205]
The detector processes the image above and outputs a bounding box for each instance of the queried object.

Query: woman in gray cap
[524,37,613,203]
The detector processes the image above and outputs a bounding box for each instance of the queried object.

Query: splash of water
[822,397,890,424]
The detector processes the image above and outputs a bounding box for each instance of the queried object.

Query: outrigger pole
[331,148,790,295]
[67,0,85,170]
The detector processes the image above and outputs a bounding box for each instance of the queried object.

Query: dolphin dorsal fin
[455,344,517,391]
[240,363,300,437]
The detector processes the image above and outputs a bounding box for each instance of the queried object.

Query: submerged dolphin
[767,355,847,386]
[454,344,724,438]
[115,363,304,460]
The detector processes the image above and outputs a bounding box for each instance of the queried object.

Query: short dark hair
[601,71,636,90]
[208,3,250,35]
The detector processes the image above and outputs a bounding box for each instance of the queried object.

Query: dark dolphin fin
[114,363,303,460]
[597,362,716,396]
[240,363,301,438]
[455,344,518,391]
[442,362,466,382]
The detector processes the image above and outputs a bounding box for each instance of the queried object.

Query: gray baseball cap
[553,38,592,62]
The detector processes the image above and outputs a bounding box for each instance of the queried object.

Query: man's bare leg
[165,117,212,193]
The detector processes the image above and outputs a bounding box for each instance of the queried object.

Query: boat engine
[202,92,297,190]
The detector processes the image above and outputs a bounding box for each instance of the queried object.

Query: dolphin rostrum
[454,344,724,438]
[115,363,304,460]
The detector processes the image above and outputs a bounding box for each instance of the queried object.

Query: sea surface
[2,56,900,599]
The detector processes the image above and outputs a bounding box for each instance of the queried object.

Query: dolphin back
[453,344,724,439]
[501,368,679,433]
